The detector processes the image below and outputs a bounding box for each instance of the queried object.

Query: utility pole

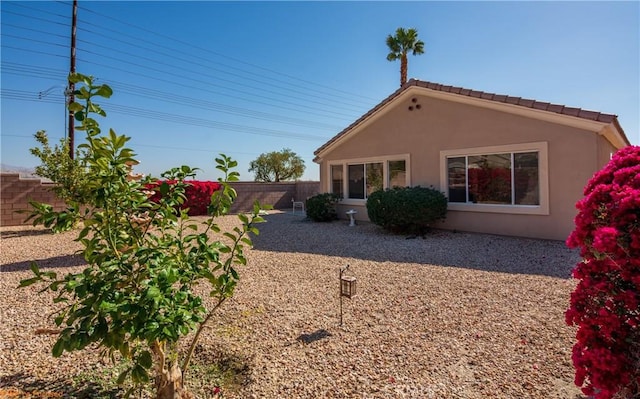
[67,0,77,159]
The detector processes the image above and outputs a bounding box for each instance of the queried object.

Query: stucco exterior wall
[596,134,616,167]
[317,93,616,241]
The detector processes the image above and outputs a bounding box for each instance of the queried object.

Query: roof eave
[313,80,419,162]
[600,118,630,149]
[313,79,630,162]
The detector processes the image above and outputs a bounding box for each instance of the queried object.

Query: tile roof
[314,79,628,157]
[410,80,621,122]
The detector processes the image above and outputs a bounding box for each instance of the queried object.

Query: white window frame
[440,142,549,215]
[327,154,411,206]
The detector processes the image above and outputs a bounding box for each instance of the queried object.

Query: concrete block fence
[0,173,67,227]
[0,173,320,227]
[229,181,320,214]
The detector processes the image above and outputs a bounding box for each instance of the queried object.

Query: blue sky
[2,1,638,181]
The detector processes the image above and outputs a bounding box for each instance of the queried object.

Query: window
[449,152,539,205]
[467,153,513,204]
[329,155,410,201]
[514,152,539,205]
[447,157,467,202]
[346,162,383,199]
[441,142,548,215]
[331,165,343,198]
[348,164,365,199]
[388,160,406,188]
[366,162,383,196]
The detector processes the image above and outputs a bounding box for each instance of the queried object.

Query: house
[313,79,630,240]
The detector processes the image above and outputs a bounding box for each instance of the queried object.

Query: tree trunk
[155,362,194,399]
[400,54,408,86]
[152,341,194,399]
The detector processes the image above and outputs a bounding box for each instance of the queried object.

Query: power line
[75,25,368,111]
[107,82,344,130]
[76,3,379,103]
[1,63,345,130]
[77,36,366,113]
[78,56,358,121]
[1,3,372,121]
[104,103,330,141]
[1,8,68,28]
[134,143,260,157]
[1,62,67,82]
[1,89,332,142]
[2,43,359,123]
[1,134,263,162]
[2,2,374,151]
[73,41,364,116]
[1,33,68,49]
[1,62,354,132]
[1,22,69,40]
[1,45,67,60]
[1,133,262,157]
[9,1,70,19]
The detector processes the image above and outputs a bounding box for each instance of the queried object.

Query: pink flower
[566,146,640,399]
[592,227,619,253]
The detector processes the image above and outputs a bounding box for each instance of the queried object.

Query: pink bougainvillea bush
[146,180,222,216]
[566,145,640,399]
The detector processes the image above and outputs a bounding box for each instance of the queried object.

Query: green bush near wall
[366,186,447,235]
[305,193,341,222]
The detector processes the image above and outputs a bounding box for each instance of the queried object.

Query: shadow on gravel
[190,342,252,395]
[296,329,332,344]
[0,372,124,399]
[0,254,86,273]
[252,212,580,279]
[0,229,52,239]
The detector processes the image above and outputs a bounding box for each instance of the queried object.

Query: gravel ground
[0,210,585,398]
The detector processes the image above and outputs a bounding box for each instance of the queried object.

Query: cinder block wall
[229,181,319,213]
[294,181,321,204]
[0,173,320,227]
[1,174,66,227]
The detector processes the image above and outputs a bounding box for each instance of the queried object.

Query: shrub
[566,145,640,399]
[366,186,447,235]
[146,180,221,216]
[305,193,341,222]
[22,73,265,399]
[30,130,91,205]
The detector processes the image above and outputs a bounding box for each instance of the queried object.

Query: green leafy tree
[30,130,91,206]
[21,73,266,399]
[386,27,425,86]
[248,148,305,182]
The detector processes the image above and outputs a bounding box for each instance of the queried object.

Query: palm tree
[386,27,425,86]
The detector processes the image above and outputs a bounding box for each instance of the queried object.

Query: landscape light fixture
[339,265,357,326]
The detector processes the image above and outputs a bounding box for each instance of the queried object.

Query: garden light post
[339,265,357,326]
